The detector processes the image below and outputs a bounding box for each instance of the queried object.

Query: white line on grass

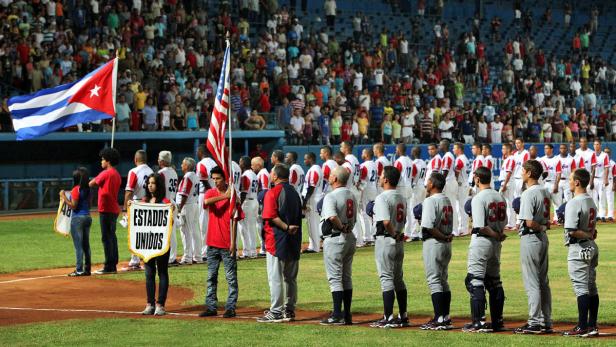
[0,306,266,320]
[0,275,67,284]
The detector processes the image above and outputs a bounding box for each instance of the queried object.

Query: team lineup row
[118,138,604,336]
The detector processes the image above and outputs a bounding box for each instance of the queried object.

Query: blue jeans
[99,212,119,271]
[70,215,92,273]
[205,247,238,311]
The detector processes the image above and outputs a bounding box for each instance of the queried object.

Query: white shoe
[154,305,166,316]
[142,304,155,315]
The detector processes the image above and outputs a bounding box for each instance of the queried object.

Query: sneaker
[93,269,116,275]
[168,260,180,267]
[411,237,421,242]
[320,315,345,326]
[432,319,454,330]
[142,304,155,315]
[301,249,317,254]
[179,259,193,265]
[223,309,236,318]
[386,316,410,328]
[463,321,492,333]
[541,325,554,334]
[123,264,142,271]
[369,318,392,328]
[601,217,606,223]
[257,251,267,257]
[198,309,217,317]
[420,319,437,330]
[514,324,542,334]
[192,258,204,264]
[68,271,85,277]
[608,217,614,222]
[491,320,505,332]
[257,310,285,323]
[284,310,296,322]
[154,305,166,316]
[587,326,599,337]
[344,315,353,325]
[563,326,589,337]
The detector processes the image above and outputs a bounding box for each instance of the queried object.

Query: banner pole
[111,117,116,148]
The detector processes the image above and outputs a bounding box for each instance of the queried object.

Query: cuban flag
[8,58,118,140]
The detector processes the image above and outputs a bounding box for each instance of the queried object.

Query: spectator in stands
[143,98,158,131]
[289,109,305,144]
[245,110,266,130]
[115,95,131,132]
[331,110,342,144]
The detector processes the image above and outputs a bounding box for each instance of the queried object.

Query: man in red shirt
[256,165,303,323]
[199,167,242,319]
[89,148,122,274]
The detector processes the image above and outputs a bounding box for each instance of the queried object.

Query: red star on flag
[68,59,116,117]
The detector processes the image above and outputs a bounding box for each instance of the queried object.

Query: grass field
[1,217,616,345]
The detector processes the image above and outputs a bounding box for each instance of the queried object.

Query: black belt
[322,229,342,239]
[422,234,433,241]
[568,237,589,245]
[375,233,395,239]
[471,230,490,238]
[246,198,255,200]
[520,230,540,236]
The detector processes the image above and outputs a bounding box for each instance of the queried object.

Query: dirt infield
[1,266,616,338]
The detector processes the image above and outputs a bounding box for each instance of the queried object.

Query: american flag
[207,44,231,180]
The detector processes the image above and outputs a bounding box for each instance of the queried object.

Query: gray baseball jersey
[472,188,507,233]
[564,193,599,297]
[373,189,406,293]
[421,193,453,236]
[321,187,357,293]
[564,193,596,245]
[468,188,506,288]
[517,184,551,234]
[374,189,407,234]
[517,184,552,327]
[321,187,357,231]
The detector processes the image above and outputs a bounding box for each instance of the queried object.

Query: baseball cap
[413,203,422,221]
[556,202,567,224]
[512,197,521,215]
[464,198,473,217]
[366,200,375,218]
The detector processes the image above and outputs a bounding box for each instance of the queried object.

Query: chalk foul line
[0,275,67,284]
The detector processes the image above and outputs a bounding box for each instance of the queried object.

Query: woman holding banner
[59,167,92,277]
[129,173,172,316]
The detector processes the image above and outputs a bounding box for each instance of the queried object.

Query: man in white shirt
[438,113,454,141]
[592,140,609,220]
[468,143,485,194]
[491,115,503,144]
[439,140,459,234]
[425,143,442,186]
[394,144,414,236]
[512,138,530,200]
[373,142,391,194]
[451,142,470,236]
[290,111,305,144]
[302,152,323,253]
[358,148,378,244]
[124,150,154,270]
[604,148,615,222]
[499,143,516,229]
[196,146,217,260]
[341,141,364,244]
[158,151,179,265]
[482,144,496,189]
[401,107,416,144]
[558,144,577,204]
[408,147,427,241]
[541,144,562,223]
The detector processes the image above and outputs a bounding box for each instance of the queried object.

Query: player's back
[518,184,551,229]
[422,193,453,236]
[565,193,596,234]
[473,188,507,233]
[322,187,357,227]
[158,167,178,202]
[374,189,407,233]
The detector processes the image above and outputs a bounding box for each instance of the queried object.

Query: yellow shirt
[134,92,148,110]
[358,117,369,135]
[433,108,442,126]
[581,64,591,79]
[384,106,394,117]
[564,126,573,142]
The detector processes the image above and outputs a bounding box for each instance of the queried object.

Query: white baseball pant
[408,187,426,238]
[456,183,469,235]
[593,178,606,218]
[500,182,516,228]
[239,199,259,257]
[169,208,178,263]
[443,180,459,234]
[306,196,321,252]
[360,188,377,242]
[559,180,573,203]
[544,181,562,222]
[179,203,201,262]
[606,181,614,219]
[198,193,208,259]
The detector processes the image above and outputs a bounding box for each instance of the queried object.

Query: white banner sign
[128,201,174,262]
[54,191,72,236]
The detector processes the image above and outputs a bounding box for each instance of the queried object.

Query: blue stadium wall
[0,131,284,180]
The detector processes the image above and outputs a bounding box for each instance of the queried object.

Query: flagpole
[225,33,236,255]
[110,50,119,148]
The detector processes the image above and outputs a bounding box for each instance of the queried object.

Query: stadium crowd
[0,0,615,145]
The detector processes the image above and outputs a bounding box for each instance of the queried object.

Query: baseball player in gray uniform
[562,168,600,337]
[463,166,507,333]
[370,166,409,329]
[514,160,553,334]
[420,172,454,331]
[319,167,357,326]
